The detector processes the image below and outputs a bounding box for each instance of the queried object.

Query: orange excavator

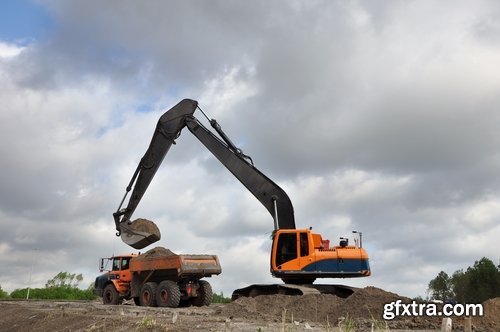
[113,99,370,297]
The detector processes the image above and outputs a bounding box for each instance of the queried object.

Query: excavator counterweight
[113,99,371,287]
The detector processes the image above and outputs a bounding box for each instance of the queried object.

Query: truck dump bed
[129,247,221,279]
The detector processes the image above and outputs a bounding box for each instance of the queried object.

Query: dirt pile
[135,246,177,260]
[1,294,499,331]
[223,286,410,321]
[481,297,500,331]
[222,293,342,322]
[222,287,418,328]
[221,287,419,329]
[221,287,500,330]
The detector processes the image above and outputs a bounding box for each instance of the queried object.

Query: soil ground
[1,287,498,332]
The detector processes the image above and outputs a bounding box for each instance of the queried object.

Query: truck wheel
[103,284,120,305]
[156,280,181,308]
[192,280,213,307]
[140,282,158,307]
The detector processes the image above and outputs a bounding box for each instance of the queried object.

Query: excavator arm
[114,99,295,249]
[184,116,295,229]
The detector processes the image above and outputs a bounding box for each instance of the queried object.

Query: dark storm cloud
[14,0,267,93]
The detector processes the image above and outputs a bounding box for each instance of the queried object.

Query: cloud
[0,1,499,300]
[0,42,24,58]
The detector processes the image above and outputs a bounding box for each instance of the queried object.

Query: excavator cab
[271,229,370,284]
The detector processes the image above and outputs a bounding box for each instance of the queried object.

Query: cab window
[121,257,130,270]
[112,258,120,271]
[300,232,309,257]
[276,233,297,266]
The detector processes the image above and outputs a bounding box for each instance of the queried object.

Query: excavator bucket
[119,218,161,249]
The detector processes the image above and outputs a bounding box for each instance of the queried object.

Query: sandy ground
[1,289,498,332]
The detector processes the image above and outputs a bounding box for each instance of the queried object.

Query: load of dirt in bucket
[119,218,162,249]
[129,218,161,237]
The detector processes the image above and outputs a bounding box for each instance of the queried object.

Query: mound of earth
[1,291,499,331]
[221,287,426,329]
[481,297,500,331]
[135,246,177,260]
[221,287,499,330]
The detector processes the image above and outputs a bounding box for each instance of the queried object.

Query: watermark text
[383,300,483,320]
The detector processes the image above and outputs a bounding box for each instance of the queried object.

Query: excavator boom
[114,99,294,249]
[185,117,295,229]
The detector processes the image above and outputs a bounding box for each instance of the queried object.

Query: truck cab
[94,254,137,304]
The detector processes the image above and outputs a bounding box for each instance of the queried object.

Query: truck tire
[103,284,120,305]
[156,280,181,308]
[140,282,158,307]
[192,280,213,307]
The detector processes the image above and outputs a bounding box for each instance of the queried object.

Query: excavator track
[231,284,357,301]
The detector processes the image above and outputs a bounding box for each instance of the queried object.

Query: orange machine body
[101,254,137,295]
[271,229,370,282]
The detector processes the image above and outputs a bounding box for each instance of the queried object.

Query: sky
[0,0,499,299]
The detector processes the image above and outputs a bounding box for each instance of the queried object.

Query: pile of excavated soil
[339,286,407,319]
[221,293,342,322]
[222,287,409,321]
[2,296,498,332]
[481,297,500,331]
[221,287,499,330]
[221,287,422,329]
[134,246,177,260]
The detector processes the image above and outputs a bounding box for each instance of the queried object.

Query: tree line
[0,272,95,300]
[427,257,500,304]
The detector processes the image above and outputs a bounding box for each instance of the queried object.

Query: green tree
[461,257,500,303]
[429,257,500,304]
[10,272,96,300]
[0,284,8,298]
[212,291,231,303]
[428,271,453,301]
[451,269,468,303]
[45,272,83,288]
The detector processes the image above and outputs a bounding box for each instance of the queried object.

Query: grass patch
[135,316,168,331]
[10,287,96,300]
[338,314,356,332]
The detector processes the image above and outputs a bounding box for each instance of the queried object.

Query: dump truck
[94,246,221,307]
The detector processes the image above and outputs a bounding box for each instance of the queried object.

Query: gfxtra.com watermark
[383,300,483,320]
